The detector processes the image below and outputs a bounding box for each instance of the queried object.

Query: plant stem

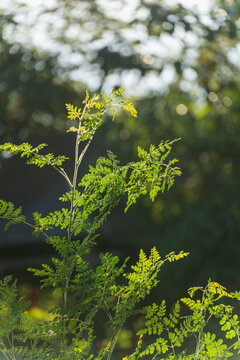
[107,328,121,360]
[52,165,72,188]
[60,102,94,351]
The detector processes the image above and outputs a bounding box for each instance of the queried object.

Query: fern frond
[0,142,68,168]
[166,251,189,263]
[207,282,233,299]
[0,200,26,230]
[65,103,81,120]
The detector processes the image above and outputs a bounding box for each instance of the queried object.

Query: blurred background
[0,0,240,345]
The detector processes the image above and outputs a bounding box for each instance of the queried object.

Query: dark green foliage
[0,200,26,230]
[0,276,31,359]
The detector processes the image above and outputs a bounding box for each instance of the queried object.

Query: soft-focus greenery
[0,0,239,301]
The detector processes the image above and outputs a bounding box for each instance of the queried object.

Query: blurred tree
[0,0,239,297]
[0,12,86,144]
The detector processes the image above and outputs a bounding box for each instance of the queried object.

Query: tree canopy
[0,0,240,297]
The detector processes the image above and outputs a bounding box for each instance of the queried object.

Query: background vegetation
[0,0,239,305]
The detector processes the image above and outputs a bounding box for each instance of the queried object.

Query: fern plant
[1,89,240,360]
[123,281,240,360]
[0,88,186,359]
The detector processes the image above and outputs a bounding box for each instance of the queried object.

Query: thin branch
[77,138,92,168]
[107,328,121,360]
[52,165,73,189]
